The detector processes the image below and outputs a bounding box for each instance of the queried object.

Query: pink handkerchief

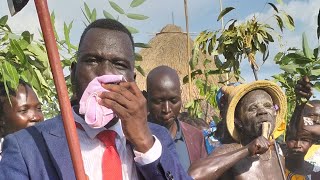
[79,75,126,128]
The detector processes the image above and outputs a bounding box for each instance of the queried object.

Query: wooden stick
[252,64,259,81]
[262,122,271,139]
[274,141,286,180]
[33,0,86,179]
[184,0,192,101]
[219,0,229,84]
[262,123,286,180]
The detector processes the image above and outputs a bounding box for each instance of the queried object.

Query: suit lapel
[180,121,196,163]
[42,118,75,179]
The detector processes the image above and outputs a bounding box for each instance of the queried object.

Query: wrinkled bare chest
[232,151,283,180]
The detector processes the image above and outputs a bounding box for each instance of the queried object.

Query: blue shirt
[173,120,190,172]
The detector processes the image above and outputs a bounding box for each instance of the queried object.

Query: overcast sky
[0,0,319,96]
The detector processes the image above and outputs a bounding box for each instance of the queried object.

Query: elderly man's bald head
[147,66,180,91]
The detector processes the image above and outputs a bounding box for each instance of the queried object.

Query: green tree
[0,15,57,117]
[184,2,294,120]
[193,2,294,81]
[271,9,319,140]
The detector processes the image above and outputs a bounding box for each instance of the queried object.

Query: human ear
[234,118,244,132]
[70,62,78,99]
[235,118,242,127]
[70,62,77,83]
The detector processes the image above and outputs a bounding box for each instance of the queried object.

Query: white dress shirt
[0,137,3,161]
[73,110,162,180]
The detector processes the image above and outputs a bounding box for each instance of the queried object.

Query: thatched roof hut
[136,24,225,120]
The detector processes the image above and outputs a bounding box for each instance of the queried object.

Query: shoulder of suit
[148,122,172,138]
[33,115,63,131]
[148,121,164,129]
[9,115,63,138]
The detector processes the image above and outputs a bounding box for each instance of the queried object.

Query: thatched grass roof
[136,24,226,120]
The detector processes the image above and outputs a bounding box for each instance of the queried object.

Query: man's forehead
[248,89,270,96]
[77,28,134,62]
[80,28,133,47]
[288,131,313,141]
[242,89,272,103]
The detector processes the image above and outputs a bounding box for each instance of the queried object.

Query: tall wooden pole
[219,0,224,30]
[219,0,229,84]
[184,0,192,101]
[33,0,86,179]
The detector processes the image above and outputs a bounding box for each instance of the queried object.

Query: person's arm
[303,124,320,136]
[188,146,249,180]
[289,76,320,138]
[188,136,272,180]
[289,102,307,136]
[289,76,312,134]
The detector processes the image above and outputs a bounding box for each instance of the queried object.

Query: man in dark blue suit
[0,19,192,180]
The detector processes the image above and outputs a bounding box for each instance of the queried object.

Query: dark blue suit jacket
[0,114,192,180]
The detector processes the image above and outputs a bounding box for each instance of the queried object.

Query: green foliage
[0,15,56,116]
[183,46,220,120]
[81,2,98,24]
[317,9,320,39]
[185,99,203,118]
[193,3,294,81]
[134,43,151,48]
[103,10,115,20]
[217,7,234,21]
[130,0,146,8]
[48,10,78,118]
[0,16,8,26]
[273,29,320,120]
[276,0,283,5]
[126,13,149,20]
[268,3,279,13]
[109,1,125,14]
[126,26,139,34]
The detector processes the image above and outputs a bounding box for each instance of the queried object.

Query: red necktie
[97,130,122,180]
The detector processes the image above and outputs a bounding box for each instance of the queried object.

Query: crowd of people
[0,18,319,180]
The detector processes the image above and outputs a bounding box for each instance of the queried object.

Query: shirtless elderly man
[189,80,287,180]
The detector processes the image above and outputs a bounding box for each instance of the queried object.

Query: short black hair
[285,125,314,143]
[78,19,134,51]
[0,80,31,115]
[0,80,30,97]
